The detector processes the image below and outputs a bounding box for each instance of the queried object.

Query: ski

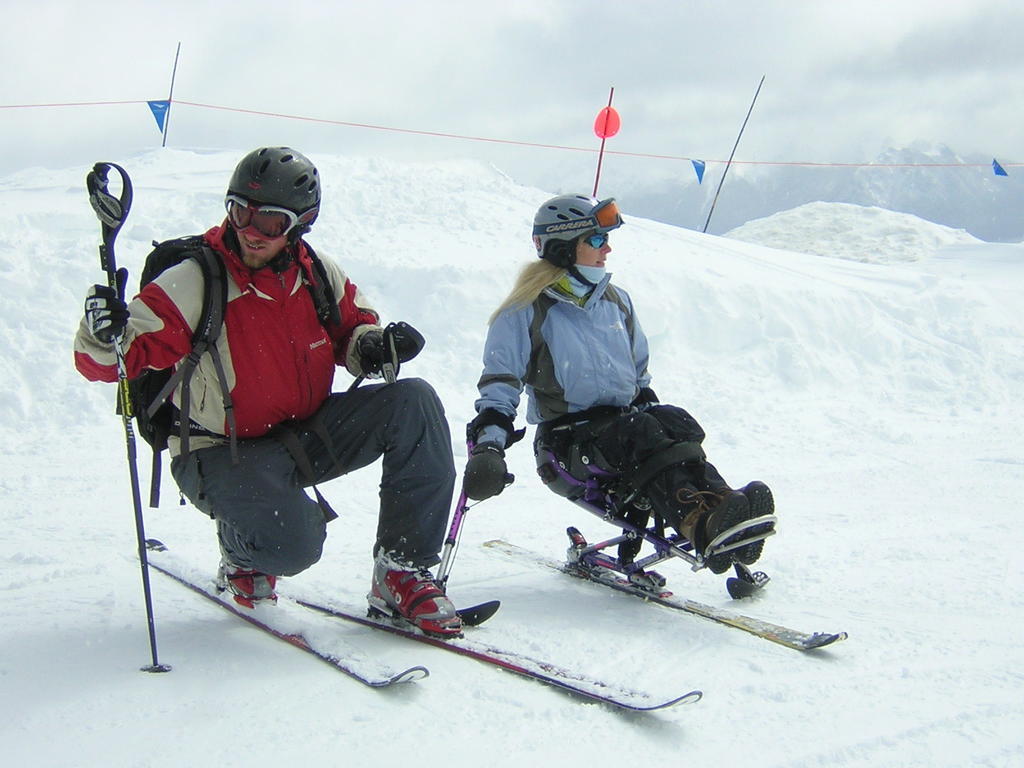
[484,539,847,652]
[292,595,702,712]
[144,540,428,688]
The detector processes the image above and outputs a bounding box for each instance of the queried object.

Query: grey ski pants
[170,378,456,576]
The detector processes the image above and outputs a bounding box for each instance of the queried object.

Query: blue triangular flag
[992,158,1008,177]
[147,100,170,132]
[691,159,706,184]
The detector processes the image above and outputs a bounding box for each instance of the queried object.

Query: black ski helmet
[227,147,321,234]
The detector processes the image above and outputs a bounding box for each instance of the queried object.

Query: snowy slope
[1,149,1022,767]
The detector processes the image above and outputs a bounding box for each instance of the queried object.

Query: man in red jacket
[75,147,461,636]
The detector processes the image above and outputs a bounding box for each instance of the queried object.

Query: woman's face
[574,232,611,267]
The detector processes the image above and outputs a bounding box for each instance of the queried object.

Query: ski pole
[86,162,171,673]
[348,321,426,391]
[437,486,470,591]
[438,440,515,591]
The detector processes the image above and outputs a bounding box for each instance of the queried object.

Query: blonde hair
[489,260,566,324]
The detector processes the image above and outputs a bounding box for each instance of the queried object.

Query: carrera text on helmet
[543,220,596,234]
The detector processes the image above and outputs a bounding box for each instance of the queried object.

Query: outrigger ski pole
[436,439,513,626]
[86,162,171,673]
[436,481,502,627]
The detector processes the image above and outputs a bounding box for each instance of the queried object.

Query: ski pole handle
[86,161,133,295]
[86,162,135,405]
[349,321,427,390]
[381,321,425,384]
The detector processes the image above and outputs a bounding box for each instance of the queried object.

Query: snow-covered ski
[484,539,847,652]
[144,540,700,709]
[144,540,428,688]
[292,596,702,711]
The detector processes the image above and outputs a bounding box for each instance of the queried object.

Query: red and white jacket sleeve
[73,270,197,383]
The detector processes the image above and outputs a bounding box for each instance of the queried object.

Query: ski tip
[624,689,703,711]
[386,665,430,685]
[145,538,167,552]
[803,631,849,650]
[668,689,704,708]
[458,600,501,627]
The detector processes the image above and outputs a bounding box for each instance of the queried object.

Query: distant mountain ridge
[616,144,1022,243]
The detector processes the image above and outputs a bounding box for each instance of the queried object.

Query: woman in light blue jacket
[465,194,775,575]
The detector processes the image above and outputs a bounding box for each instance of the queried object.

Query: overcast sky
[3,0,1020,188]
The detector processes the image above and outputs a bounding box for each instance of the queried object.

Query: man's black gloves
[463,443,511,501]
[84,267,129,344]
[357,328,387,374]
[356,322,427,378]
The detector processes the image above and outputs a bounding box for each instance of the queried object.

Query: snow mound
[724,201,984,263]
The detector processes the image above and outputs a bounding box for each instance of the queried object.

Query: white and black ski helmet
[227,147,321,229]
[532,194,623,267]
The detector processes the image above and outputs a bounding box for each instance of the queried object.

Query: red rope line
[3,98,1017,169]
[175,100,599,154]
[0,99,148,108]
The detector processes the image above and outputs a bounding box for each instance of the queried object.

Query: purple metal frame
[440,441,774,591]
[535,447,703,576]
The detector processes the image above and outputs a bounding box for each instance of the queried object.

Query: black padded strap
[303,243,342,327]
[467,408,526,448]
[270,422,339,523]
[144,245,236,460]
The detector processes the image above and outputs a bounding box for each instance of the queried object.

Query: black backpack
[125,235,339,506]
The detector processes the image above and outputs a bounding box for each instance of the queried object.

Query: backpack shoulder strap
[145,244,238,462]
[191,245,227,346]
[302,242,342,327]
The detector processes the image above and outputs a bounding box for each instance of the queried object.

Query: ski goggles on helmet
[531,197,623,239]
[584,232,610,249]
[590,198,622,232]
[225,194,300,239]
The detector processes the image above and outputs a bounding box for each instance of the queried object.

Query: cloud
[1,0,1018,181]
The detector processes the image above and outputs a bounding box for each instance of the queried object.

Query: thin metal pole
[702,75,765,234]
[162,42,181,148]
[437,488,469,591]
[86,163,170,672]
[592,87,615,197]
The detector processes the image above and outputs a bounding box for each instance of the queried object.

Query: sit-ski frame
[536,446,777,599]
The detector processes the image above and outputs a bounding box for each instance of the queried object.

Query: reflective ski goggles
[590,198,623,232]
[583,232,610,249]
[225,194,299,239]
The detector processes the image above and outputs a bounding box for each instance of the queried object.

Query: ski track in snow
[1,148,1022,767]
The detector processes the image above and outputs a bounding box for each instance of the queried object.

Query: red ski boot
[216,560,278,609]
[368,555,462,637]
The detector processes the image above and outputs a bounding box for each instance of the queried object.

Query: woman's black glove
[631,386,659,409]
[463,443,511,500]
